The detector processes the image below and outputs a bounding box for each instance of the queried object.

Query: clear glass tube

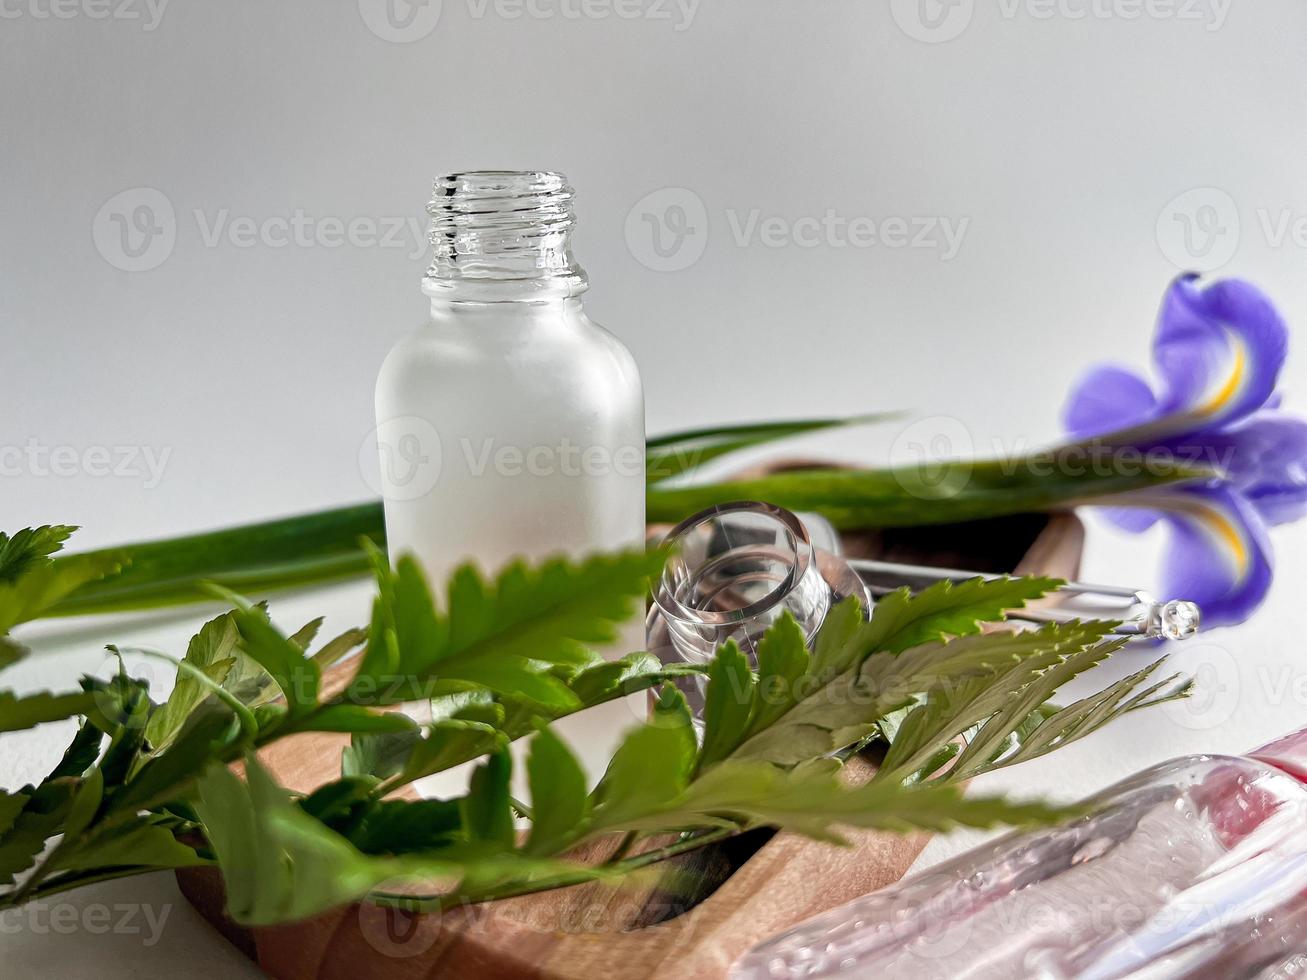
[733,731,1307,980]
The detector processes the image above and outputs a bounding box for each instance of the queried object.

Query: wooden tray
[177,511,1085,979]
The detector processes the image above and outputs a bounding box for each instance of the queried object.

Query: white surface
[3,2,1307,975]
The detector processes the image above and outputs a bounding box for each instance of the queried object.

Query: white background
[3,1,1307,974]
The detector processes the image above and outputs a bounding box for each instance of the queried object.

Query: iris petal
[1153,276,1288,429]
[1062,365,1159,440]
[1207,411,1307,527]
[1097,506,1163,534]
[1152,485,1273,629]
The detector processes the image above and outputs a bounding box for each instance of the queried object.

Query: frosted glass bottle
[374,171,645,779]
[376,171,645,588]
[733,728,1307,980]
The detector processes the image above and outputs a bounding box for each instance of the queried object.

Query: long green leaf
[645,455,1211,529]
[37,418,1213,621]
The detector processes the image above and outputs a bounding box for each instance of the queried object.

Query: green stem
[125,648,260,742]
[0,864,197,913]
[606,829,639,864]
[367,825,739,913]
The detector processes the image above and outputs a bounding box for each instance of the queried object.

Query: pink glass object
[733,728,1307,980]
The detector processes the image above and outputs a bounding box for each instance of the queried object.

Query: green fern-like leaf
[347,543,667,708]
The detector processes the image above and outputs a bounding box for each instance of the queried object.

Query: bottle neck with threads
[423,171,588,306]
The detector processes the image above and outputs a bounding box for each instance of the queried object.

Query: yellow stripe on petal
[1174,496,1250,580]
[1195,332,1247,420]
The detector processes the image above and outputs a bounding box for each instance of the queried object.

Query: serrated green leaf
[745,613,811,738]
[347,798,463,855]
[299,776,379,831]
[56,819,207,872]
[62,768,105,841]
[446,658,577,711]
[673,760,1076,842]
[697,642,756,770]
[310,627,368,670]
[214,593,320,718]
[110,701,241,815]
[0,781,75,886]
[0,689,99,733]
[735,621,1115,768]
[462,750,514,848]
[286,704,418,736]
[195,756,566,926]
[875,624,1121,782]
[0,637,28,674]
[0,791,30,839]
[288,617,324,651]
[565,652,702,706]
[399,720,508,786]
[92,674,150,788]
[0,551,124,633]
[145,611,241,753]
[858,576,1062,658]
[0,526,76,583]
[349,545,664,709]
[524,729,589,856]
[717,579,1077,768]
[591,687,696,832]
[343,729,423,781]
[968,660,1190,778]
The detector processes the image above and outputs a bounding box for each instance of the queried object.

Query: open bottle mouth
[654,502,832,662]
[424,170,586,289]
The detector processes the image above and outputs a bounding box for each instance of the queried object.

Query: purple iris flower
[1062,274,1307,628]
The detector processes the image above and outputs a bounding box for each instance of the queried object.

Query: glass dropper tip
[1158,599,1202,641]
